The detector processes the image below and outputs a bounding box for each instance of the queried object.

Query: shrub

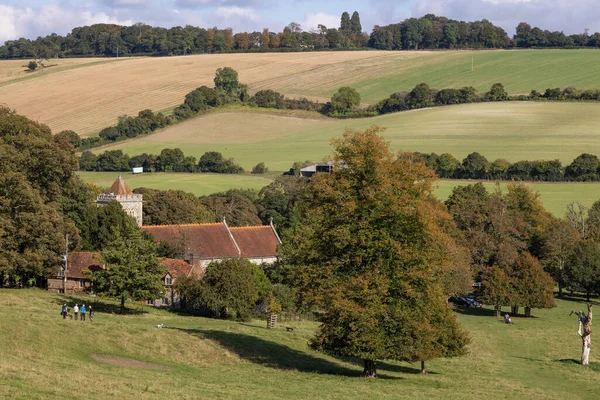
[251,162,268,174]
[27,61,37,71]
[330,86,361,115]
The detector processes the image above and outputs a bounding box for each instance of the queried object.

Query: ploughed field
[1,49,600,136]
[1,289,599,399]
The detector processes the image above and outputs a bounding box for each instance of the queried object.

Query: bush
[252,90,285,109]
[27,61,37,71]
[198,151,244,174]
[251,162,268,174]
[330,86,361,115]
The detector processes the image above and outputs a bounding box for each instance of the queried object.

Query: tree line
[4,13,600,60]
[416,152,600,182]
[79,148,248,174]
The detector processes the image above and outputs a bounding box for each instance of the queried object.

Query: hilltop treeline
[3,13,600,59]
[417,152,600,182]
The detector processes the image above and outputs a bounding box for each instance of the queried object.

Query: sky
[1,0,599,44]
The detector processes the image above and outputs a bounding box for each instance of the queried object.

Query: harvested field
[90,354,170,370]
[3,49,600,136]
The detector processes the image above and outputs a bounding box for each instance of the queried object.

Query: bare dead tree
[571,304,593,365]
[566,201,588,239]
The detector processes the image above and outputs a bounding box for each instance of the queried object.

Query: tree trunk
[511,305,519,315]
[362,359,377,378]
[580,304,593,366]
[587,291,591,302]
[420,360,426,374]
[495,305,501,317]
[558,282,563,298]
[120,295,126,313]
[582,335,591,365]
[524,307,531,318]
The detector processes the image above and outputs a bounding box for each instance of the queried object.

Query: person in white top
[74,304,79,321]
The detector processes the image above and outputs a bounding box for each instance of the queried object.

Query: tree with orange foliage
[281,125,470,377]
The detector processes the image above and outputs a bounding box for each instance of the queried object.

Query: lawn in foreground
[3,49,600,136]
[77,172,273,196]
[96,102,600,171]
[1,289,599,399]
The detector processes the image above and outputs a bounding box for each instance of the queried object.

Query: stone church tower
[96,176,143,226]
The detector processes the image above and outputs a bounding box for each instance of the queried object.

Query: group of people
[61,303,94,321]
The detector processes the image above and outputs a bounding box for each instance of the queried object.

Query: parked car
[449,296,470,307]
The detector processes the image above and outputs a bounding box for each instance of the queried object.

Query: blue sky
[1,0,599,44]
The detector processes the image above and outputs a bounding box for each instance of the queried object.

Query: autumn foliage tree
[281,125,470,377]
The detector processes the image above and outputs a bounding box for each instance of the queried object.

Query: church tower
[96,176,143,226]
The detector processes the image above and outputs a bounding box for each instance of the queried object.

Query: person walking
[88,305,94,322]
[80,304,86,322]
[73,304,79,321]
[61,303,67,319]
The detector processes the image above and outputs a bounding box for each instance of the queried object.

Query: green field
[2,289,599,399]
[78,172,600,217]
[95,102,600,171]
[77,171,273,196]
[345,49,600,104]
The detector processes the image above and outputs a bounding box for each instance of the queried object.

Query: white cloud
[0,4,133,44]
[301,12,339,32]
[214,6,258,21]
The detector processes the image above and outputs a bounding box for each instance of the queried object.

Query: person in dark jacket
[61,304,67,319]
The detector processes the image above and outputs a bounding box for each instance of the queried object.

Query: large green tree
[134,188,215,225]
[176,258,269,320]
[92,227,165,312]
[281,126,469,377]
[0,106,79,284]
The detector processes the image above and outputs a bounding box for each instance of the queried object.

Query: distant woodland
[2,13,600,59]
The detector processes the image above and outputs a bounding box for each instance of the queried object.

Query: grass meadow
[78,171,600,217]
[77,171,273,196]
[95,102,600,170]
[1,49,600,135]
[1,289,599,399]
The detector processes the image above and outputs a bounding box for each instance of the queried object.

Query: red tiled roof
[107,176,132,195]
[142,223,240,259]
[230,226,280,258]
[161,258,192,279]
[68,252,104,279]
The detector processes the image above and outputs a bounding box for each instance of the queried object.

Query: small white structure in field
[132,167,143,174]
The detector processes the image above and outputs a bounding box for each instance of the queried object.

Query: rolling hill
[1,49,600,136]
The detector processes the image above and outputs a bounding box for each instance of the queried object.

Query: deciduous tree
[282,126,469,377]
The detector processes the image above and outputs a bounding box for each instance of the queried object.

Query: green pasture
[78,171,600,217]
[434,180,600,218]
[95,102,600,171]
[1,289,599,399]
[346,49,600,104]
[77,172,273,196]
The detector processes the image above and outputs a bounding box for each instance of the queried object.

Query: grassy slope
[2,49,600,135]
[1,289,599,399]
[96,102,600,170]
[78,172,599,217]
[77,172,273,196]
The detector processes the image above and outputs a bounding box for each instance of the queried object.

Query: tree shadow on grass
[54,295,147,315]
[170,327,402,379]
[556,359,600,372]
[377,361,438,375]
[453,306,498,317]
[556,294,600,306]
